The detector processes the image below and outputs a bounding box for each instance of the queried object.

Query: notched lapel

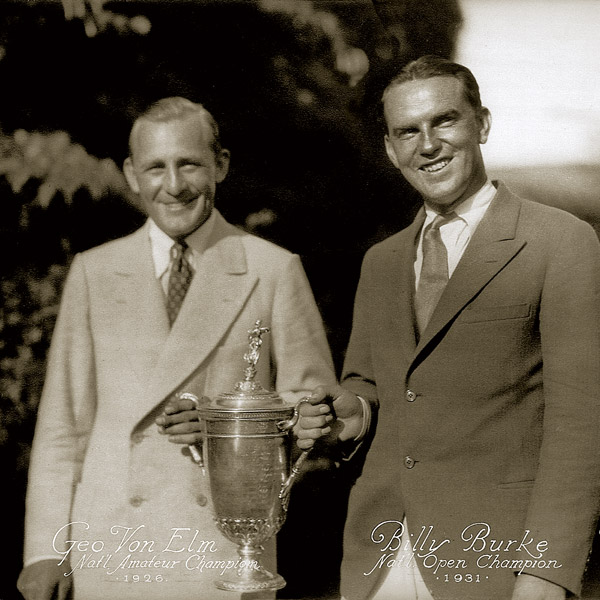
[415,239,526,352]
[111,230,170,385]
[380,211,425,361]
[141,221,256,419]
[414,185,526,355]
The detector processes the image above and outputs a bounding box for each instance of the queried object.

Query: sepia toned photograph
[1,1,599,599]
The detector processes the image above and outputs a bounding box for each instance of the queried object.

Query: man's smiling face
[383,76,491,214]
[124,114,229,240]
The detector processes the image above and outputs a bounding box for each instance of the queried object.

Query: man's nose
[164,167,186,196]
[419,128,441,155]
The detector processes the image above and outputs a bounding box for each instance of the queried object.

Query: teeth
[162,197,196,209]
[422,159,449,173]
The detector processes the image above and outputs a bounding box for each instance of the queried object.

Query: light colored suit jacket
[340,183,600,600]
[24,211,335,600]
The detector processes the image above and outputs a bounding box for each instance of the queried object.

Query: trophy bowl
[186,321,309,592]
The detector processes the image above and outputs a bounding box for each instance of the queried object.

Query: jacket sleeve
[270,253,336,402]
[523,219,600,595]
[24,254,97,563]
[335,250,380,471]
[340,250,379,408]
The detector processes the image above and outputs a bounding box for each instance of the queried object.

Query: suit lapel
[383,209,425,362]
[143,214,256,413]
[112,228,171,385]
[413,184,526,358]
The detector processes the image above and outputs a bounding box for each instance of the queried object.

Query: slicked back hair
[382,55,483,113]
[129,97,223,158]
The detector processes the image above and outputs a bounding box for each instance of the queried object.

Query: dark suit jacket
[340,183,600,599]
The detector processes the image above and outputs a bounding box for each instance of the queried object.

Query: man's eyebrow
[139,158,164,168]
[390,109,461,137]
[432,109,460,126]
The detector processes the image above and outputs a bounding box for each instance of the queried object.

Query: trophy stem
[215,544,286,592]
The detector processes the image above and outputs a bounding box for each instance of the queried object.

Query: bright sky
[455,0,600,168]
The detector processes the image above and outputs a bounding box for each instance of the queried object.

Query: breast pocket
[460,303,531,324]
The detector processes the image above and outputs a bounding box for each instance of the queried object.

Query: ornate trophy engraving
[185,320,309,592]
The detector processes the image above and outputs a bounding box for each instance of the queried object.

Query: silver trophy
[182,320,310,592]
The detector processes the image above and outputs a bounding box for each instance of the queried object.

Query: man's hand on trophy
[156,395,209,445]
[296,385,365,450]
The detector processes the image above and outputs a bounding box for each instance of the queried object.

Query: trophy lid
[202,320,288,413]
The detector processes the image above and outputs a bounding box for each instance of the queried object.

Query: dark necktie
[166,241,194,327]
[414,213,454,336]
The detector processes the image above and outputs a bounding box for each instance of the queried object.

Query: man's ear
[123,157,140,194]
[215,149,231,184]
[478,107,492,145]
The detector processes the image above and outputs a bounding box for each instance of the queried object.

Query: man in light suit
[298,56,600,600]
[18,97,336,600]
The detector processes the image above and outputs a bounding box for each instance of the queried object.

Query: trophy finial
[242,320,270,384]
[216,319,280,403]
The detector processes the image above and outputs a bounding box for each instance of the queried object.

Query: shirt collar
[423,179,496,230]
[147,209,218,279]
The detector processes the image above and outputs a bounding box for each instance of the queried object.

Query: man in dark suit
[298,55,600,600]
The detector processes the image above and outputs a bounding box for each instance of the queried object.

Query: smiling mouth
[420,158,451,173]
[161,195,199,209]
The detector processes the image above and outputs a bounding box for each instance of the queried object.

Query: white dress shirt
[414,179,497,288]
[147,208,218,295]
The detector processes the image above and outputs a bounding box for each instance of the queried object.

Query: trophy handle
[177,392,204,468]
[277,397,313,511]
[278,448,311,512]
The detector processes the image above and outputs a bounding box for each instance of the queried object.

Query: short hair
[382,55,483,112]
[129,97,223,158]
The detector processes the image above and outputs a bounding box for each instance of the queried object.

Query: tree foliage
[0,128,130,207]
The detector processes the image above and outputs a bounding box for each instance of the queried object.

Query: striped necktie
[166,241,194,326]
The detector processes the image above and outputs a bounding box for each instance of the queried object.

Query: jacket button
[404,456,416,469]
[196,494,208,507]
[129,495,145,507]
[405,390,417,402]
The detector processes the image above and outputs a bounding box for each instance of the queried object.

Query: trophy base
[216,567,286,592]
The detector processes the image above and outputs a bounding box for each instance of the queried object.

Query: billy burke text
[365,521,563,577]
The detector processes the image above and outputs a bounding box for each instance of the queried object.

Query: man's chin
[160,212,213,240]
[422,190,467,213]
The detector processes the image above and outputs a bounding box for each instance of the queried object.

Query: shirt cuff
[353,395,371,443]
[340,395,371,461]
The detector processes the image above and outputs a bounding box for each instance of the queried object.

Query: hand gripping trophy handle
[277,397,312,512]
[177,392,204,469]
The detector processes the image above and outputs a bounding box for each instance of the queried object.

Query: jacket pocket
[460,303,531,323]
